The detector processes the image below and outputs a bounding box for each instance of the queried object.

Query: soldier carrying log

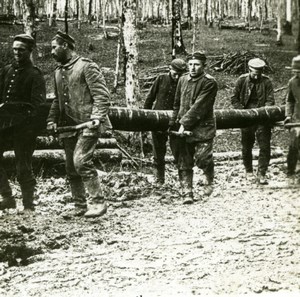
[284,55,300,183]
[231,58,275,185]
[143,58,187,185]
[170,52,218,204]
[0,34,46,212]
[47,31,112,218]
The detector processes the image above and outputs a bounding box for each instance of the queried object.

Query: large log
[107,105,285,131]
[36,102,286,133]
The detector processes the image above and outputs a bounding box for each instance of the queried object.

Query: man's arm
[170,77,182,126]
[144,76,160,109]
[285,81,295,119]
[265,78,275,106]
[31,68,46,109]
[231,77,244,109]
[47,77,60,124]
[84,62,111,119]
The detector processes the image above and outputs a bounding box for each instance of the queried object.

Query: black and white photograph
[0,0,299,296]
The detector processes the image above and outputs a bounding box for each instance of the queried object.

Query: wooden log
[35,137,118,149]
[34,102,287,133]
[3,149,122,171]
[107,105,285,131]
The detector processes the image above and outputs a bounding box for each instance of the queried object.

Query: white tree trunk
[122,0,140,108]
[276,0,285,45]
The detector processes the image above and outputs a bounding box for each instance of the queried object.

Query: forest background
[0,1,300,296]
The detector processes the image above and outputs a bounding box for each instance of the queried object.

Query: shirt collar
[57,55,80,70]
[12,59,33,70]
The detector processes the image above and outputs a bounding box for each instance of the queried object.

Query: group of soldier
[0,31,300,218]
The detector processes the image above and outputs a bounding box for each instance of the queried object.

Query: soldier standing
[0,34,46,212]
[285,55,300,182]
[231,58,275,185]
[171,52,218,204]
[144,59,187,185]
[47,31,112,218]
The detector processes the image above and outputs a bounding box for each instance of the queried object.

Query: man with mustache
[231,58,275,185]
[47,31,112,218]
[0,34,46,212]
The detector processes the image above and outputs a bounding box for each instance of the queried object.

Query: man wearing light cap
[171,51,218,204]
[144,58,187,185]
[0,33,46,212]
[284,55,300,182]
[47,31,112,218]
[231,57,275,185]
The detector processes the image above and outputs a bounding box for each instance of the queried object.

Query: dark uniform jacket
[231,73,274,109]
[172,72,218,142]
[0,60,46,110]
[144,73,178,110]
[286,75,300,122]
[47,55,112,137]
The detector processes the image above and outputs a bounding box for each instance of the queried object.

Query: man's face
[51,39,68,63]
[188,59,205,78]
[169,67,183,81]
[249,67,263,80]
[12,41,31,64]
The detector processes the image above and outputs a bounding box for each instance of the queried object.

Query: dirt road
[0,161,299,297]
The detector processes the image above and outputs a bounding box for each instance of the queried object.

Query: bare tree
[276,0,285,45]
[171,0,186,59]
[23,0,37,38]
[64,0,69,33]
[122,0,140,108]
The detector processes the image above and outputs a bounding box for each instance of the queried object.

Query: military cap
[54,30,75,49]
[291,55,300,72]
[13,34,35,48]
[187,51,207,62]
[248,58,266,69]
[170,58,187,72]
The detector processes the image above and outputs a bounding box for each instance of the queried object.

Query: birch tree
[122,0,140,108]
[276,0,285,45]
[171,0,186,59]
[23,0,37,38]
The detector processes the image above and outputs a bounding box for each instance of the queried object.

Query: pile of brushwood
[210,51,274,74]
[140,65,169,90]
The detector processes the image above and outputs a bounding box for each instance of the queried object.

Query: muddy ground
[0,154,299,297]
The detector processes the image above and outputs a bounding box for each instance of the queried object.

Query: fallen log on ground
[3,149,122,173]
[35,137,118,149]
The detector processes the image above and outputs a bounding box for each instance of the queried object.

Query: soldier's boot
[155,164,165,185]
[84,176,107,218]
[64,179,87,217]
[21,185,35,211]
[181,170,194,205]
[257,171,268,185]
[203,164,214,196]
[0,191,16,210]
